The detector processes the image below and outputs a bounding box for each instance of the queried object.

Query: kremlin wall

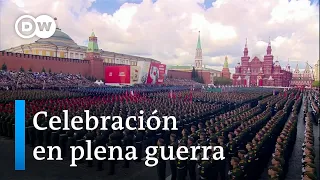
[1,22,318,86]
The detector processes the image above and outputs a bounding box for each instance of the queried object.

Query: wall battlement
[0,51,90,64]
[0,51,126,80]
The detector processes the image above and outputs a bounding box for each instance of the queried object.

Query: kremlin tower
[195,31,203,69]
[85,31,104,80]
[221,56,231,79]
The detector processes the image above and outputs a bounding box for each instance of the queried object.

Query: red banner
[105,66,130,84]
[146,62,166,84]
[158,64,166,84]
[147,62,160,84]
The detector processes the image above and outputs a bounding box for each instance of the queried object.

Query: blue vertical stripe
[15,100,25,170]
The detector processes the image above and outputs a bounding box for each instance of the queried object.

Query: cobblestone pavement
[285,98,305,180]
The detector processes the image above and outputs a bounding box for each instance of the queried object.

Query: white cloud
[0,0,319,71]
[269,0,316,24]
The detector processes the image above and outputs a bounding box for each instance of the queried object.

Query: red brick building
[232,39,292,87]
[221,56,231,79]
[290,62,314,88]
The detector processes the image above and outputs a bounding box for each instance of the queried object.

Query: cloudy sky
[0,0,319,73]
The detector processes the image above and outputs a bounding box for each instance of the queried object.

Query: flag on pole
[169,89,173,99]
[189,90,193,102]
[283,88,287,97]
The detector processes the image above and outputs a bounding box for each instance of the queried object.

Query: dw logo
[15,15,56,39]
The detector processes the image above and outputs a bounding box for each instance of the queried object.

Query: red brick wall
[0,51,129,81]
[201,71,211,84]
[167,70,192,79]
[222,68,231,79]
[167,70,214,84]
[0,51,91,75]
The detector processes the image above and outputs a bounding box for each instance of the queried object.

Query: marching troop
[0,83,319,180]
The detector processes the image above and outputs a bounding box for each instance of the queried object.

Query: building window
[75,53,79,59]
[70,53,74,58]
[64,53,68,58]
[38,50,42,55]
[46,51,50,56]
[80,54,83,59]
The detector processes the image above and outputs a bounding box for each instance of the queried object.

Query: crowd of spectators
[1,71,205,90]
[0,70,95,90]
[164,77,203,86]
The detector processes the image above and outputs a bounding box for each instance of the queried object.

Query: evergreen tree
[1,63,7,71]
[199,76,204,83]
[19,66,25,72]
[42,67,46,73]
[214,77,232,85]
[28,67,32,72]
[191,67,196,79]
[49,68,52,74]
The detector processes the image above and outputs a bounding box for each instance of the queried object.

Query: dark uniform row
[301,104,318,180]
[0,90,298,180]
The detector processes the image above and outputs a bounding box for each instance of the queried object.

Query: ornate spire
[244,38,248,57]
[286,58,290,71]
[91,29,95,37]
[87,31,99,53]
[223,56,229,68]
[267,37,272,55]
[304,61,310,73]
[245,38,248,48]
[196,31,201,49]
[195,31,203,69]
[294,63,300,73]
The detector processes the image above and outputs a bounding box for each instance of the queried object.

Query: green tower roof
[224,56,229,68]
[197,31,201,49]
[87,31,99,53]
